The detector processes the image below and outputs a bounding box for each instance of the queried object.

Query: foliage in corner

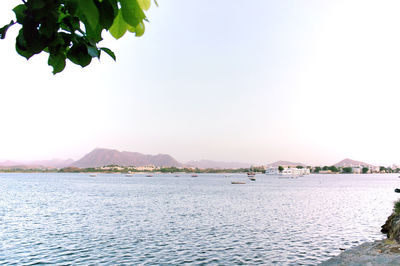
[0,0,156,74]
[394,199,400,214]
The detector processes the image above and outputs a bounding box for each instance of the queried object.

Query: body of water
[0,173,398,265]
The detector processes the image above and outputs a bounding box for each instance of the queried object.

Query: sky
[1,0,400,166]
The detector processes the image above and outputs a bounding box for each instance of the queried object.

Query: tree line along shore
[0,164,398,174]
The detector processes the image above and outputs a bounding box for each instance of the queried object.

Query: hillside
[185,160,251,169]
[0,159,74,169]
[71,148,181,168]
[334,158,375,167]
[267,160,307,167]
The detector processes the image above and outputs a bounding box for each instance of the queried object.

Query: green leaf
[78,0,99,30]
[100,47,116,61]
[30,0,46,10]
[96,0,118,29]
[109,10,128,39]
[15,29,34,59]
[126,23,135,33]
[85,21,103,43]
[13,4,27,24]
[120,0,146,27]
[67,41,92,67]
[65,0,79,16]
[0,20,15,40]
[87,46,100,58]
[134,21,145,37]
[137,0,151,11]
[48,52,66,74]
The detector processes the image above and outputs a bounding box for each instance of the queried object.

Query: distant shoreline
[0,168,398,175]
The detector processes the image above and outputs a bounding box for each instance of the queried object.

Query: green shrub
[394,199,400,214]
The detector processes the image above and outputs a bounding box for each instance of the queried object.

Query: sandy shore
[320,239,400,265]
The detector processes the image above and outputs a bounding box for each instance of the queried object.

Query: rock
[320,240,400,265]
[389,246,400,253]
[381,212,400,243]
[321,211,400,265]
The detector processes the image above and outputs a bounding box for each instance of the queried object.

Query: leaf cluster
[394,199,400,214]
[0,0,154,74]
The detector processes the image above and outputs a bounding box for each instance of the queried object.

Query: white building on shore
[265,167,310,176]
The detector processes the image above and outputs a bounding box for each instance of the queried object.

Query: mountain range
[185,160,251,169]
[333,158,375,168]
[267,160,307,167]
[0,148,380,169]
[0,159,74,169]
[71,148,181,168]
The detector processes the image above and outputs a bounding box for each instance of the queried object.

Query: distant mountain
[71,148,181,168]
[334,158,375,167]
[33,159,75,168]
[267,160,307,167]
[0,159,74,169]
[185,160,251,169]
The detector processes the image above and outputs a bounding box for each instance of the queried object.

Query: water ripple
[0,173,398,264]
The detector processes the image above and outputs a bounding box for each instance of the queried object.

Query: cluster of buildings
[99,165,159,172]
[265,167,311,176]
[260,164,393,175]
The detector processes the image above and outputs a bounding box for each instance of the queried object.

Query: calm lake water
[0,173,399,265]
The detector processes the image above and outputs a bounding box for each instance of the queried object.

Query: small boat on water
[125,173,134,177]
[249,177,256,181]
[89,173,97,177]
[175,175,180,177]
[247,172,256,177]
[146,174,153,177]
[191,174,198,177]
[231,181,246,184]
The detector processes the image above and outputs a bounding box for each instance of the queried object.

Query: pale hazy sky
[1,0,400,166]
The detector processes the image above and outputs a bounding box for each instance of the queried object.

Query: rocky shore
[321,203,400,265]
[320,239,400,265]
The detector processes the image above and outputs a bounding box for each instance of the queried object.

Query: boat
[231,181,246,184]
[146,174,153,177]
[247,172,256,177]
[249,177,256,181]
[125,173,134,177]
[89,173,97,177]
[175,175,180,177]
[191,174,198,177]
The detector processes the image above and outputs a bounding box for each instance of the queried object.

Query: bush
[394,199,400,214]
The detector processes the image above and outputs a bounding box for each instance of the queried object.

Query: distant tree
[0,0,155,74]
[278,166,284,173]
[362,167,369,174]
[313,166,321,173]
[328,166,339,172]
[322,166,328,171]
[342,167,353,173]
[380,166,386,173]
[296,165,304,169]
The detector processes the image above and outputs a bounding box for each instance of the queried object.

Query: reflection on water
[0,173,398,265]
